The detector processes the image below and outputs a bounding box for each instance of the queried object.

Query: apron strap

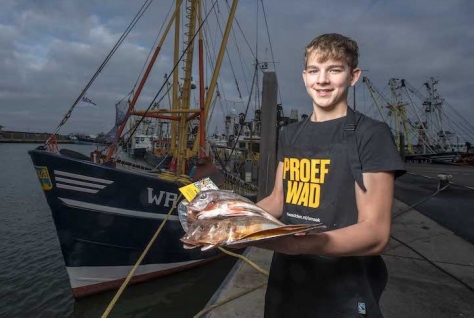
[290,115,310,144]
[344,107,367,191]
[290,108,366,191]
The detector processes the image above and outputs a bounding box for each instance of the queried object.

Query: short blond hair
[304,33,359,70]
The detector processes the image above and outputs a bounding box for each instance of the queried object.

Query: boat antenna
[131,1,176,94]
[260,0,283,111]
[44,0,154,147]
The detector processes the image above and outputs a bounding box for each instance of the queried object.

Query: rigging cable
[228,4,263,73]
[202,1,243,134]
[400,81,474,166]
[121,0,221,153]
[400,85,437,154]
[130,1,176,94]
[99,4,227,312]
[212,1,244,101]
[116,77,175,161]
[229,11,251,100]
[203,1,233,123]
[209,1,259,168]
[389,175,474,294]
[260,0,283,109]
[207,0,278,171]
[225,66,258,166]
[47,0,154,142]
[442,99,474,141]
[254,0,260,112]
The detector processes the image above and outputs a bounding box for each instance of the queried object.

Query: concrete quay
[200,198,474,318]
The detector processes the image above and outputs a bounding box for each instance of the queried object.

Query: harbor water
[0,143,238,317]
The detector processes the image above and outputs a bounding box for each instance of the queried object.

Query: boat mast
[175,0,198,175]
[171,0,181,157]
[423,77,447,150]
[106,0,239,177]
[198,0,240,151]
[388,78,413,154]
[362,77,387,123]
[197,0,206,158]
[105,0,183,161]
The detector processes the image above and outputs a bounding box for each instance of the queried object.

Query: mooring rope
[193,281,267,318]
[100,193,271,318]
[101,194,183,318]
[217,246,269,276]
[191,247,269,318]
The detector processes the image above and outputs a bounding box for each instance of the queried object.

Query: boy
[252,33,406,317]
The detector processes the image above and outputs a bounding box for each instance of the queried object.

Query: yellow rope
[191,247,269,318]
[193,281,267,318]
[217,246,269,276]
[100,191,270,318]
[101,194,183,318]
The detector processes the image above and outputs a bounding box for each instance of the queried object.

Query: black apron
[264,109,387,318]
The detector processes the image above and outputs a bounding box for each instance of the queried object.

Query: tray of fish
[179,189,326,251]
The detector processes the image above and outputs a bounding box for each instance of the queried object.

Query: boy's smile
[302,56,361,119]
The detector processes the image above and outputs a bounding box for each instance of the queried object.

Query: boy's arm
[253,171,394,257]
[255,162,285,219]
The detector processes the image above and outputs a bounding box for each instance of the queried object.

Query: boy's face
[302,54,360,111]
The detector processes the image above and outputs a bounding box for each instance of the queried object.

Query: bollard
[437,174,452,190]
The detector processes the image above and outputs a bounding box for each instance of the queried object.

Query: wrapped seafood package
[177,199,190,232]
[178,188,326,251]
[178,177,220,232]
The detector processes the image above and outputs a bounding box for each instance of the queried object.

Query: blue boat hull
[28,148,223,297]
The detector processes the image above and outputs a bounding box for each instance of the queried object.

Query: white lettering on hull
[147,188,178,207]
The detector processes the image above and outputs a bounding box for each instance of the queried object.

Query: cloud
[0,0,473,144]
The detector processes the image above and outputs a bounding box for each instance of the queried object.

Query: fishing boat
[74,133,98,145]
[362,76,474,166]
[28,0,279,298]
[70,133,112,146]
[208,112,263,184]
[208,102,294,185]
[143,118,172,169]
[205,63,295,186]
[125,118,157,158]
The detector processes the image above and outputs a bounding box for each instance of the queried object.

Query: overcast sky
[1,0,473,141]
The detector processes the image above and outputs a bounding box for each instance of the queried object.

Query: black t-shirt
[278,114,406,179]
[265,112,407,317]
[276,112,405,230]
